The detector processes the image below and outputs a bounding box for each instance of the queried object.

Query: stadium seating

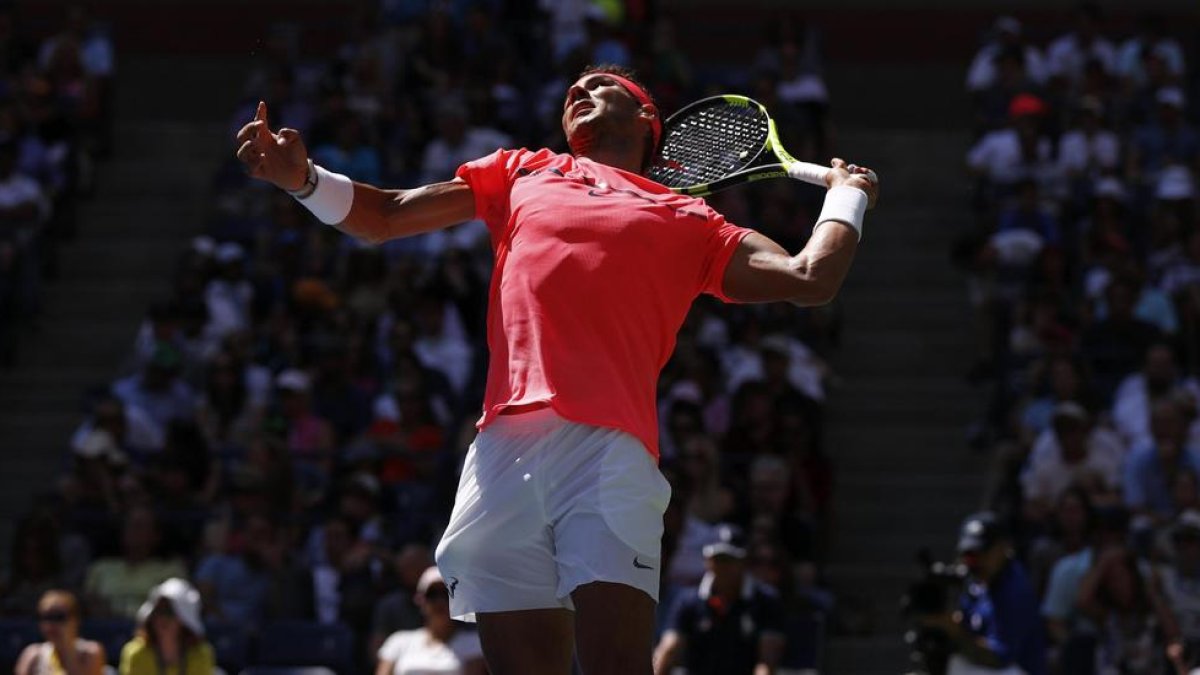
[254,621,354,675]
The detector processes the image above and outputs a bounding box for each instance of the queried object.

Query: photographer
[920,512,1047,675]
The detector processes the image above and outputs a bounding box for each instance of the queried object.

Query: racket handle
[786,162,832,187]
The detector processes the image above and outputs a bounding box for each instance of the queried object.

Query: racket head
[647,95,772,191]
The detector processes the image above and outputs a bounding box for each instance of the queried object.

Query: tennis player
[236,65,878,675]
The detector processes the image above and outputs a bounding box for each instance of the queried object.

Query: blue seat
[780,612,825,671]
[80,617,135,666]
[205,622,252,674]
[254,621,354,675]
[0,618,40,673]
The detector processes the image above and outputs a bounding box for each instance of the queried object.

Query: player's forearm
[784,221,859,306]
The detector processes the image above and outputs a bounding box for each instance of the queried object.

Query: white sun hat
[136,577,204,636]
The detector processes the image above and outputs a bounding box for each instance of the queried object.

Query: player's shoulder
[481,146,572,175]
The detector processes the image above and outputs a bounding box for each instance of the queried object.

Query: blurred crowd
[2,2,843,674]
[951,3,1200,674]
[0,3,113,365]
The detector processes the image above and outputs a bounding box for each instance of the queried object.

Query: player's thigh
[436,437,563,619]
[550,428,671,602]
[476,608,575,675]
[572,581,655,675]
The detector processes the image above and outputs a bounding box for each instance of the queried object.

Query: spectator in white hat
[119,578,215,675]
[376,566,485,675]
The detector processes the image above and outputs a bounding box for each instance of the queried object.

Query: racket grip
[786,162,832,187]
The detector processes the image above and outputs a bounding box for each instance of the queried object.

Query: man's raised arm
[720,158,877,306]
[234,101,476,244]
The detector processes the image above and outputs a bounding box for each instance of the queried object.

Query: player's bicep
[720,232,823,305]
[344,177,477,244]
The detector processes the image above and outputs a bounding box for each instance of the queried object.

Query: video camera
[900,548,968,675]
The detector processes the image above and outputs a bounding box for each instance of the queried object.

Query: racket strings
[649,103,769,188]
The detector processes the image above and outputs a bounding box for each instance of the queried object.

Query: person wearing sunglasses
[376,566,485,675]
[14,590,106,675]
[118,578,214,675]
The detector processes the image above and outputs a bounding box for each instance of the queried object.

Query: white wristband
[294,164,354,225]
[815,185,867,241]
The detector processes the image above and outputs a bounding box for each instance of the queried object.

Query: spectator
[966,93,1055,203]
[111,344,199,431]
[1057,96,1120,184]
[1154,510,1200,655]
[966,17,1048,94]
[0,509,89,616]
[14,590,106,675]
[1017,356,1093,441]
[1112,342,1200,448]
[1077,547,1171,675]
[1127,88,1197,191]
[1027,487,1093,597]
[70,393,164,460]
[418,100,511,185]
[1043,505,1130,674]
[744,454,814,564]
[0,137,50,331]
[369,543,434,655]
[1044,2,1116,87]
[203,242,253,339]
[83,506,186,618]
[196,350,261,448]
[1078,277,1162,404]
[921,512,1046,675]
[1021,402,1124,520]
[653,525,786,675]
[1114,12,1186,87]
[273,368,335,474]
[286,514,378,638]
[119,578,216,675]
[193,513,279,626]
[61,428,126,514]
[677,435,734,524]
[312,114,383,185]
[375,566,485,675]
[1124,399,1200,525]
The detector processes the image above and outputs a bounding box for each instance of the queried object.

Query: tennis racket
[648,95,852,197]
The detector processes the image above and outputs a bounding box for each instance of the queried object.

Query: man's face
[961,544,1006,578]
[561,73,649,158]
[706,554,745,586]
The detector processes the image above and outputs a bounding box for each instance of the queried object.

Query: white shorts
[434,407,671,622]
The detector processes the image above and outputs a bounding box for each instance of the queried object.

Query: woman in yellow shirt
[119,578,214,675]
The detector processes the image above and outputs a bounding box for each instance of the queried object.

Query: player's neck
[576,140,643,175]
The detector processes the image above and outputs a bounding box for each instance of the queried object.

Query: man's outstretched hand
[235,101,309,192]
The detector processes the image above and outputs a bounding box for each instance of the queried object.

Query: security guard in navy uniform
[922,512,1048,675]
[652,524,786,675]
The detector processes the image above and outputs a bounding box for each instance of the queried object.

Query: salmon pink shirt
[456,148,752,458]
